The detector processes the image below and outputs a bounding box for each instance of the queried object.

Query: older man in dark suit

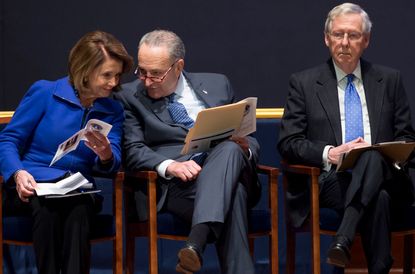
[278,3,415,274]
[114,29,259,274]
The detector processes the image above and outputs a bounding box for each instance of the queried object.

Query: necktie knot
[168,93,176,103]
[346,74,355,84]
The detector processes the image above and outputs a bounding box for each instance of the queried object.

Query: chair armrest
[124,170,159,237]
[256,165,279,229]
[281,161,322,236]
[280,161,320,178]
[125,170,158,216]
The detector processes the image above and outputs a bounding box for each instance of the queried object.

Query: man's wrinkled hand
[328,137,370,165]
[166,160,202,182]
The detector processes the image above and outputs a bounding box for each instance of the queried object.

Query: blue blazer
[0,77,124,182]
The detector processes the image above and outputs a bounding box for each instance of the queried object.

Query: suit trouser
[30,194,95,274]
[320,150,413,274]
[164,140,256,274]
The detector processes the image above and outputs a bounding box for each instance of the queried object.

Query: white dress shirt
[322,60,372,171]
[156,73,205,178]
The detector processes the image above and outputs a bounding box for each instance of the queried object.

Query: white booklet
[35,172,100,198]
[50,119,112,166]
[181,97,257,155]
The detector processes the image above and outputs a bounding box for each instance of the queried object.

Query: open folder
[181,97,257,155]
[336,141,415,172]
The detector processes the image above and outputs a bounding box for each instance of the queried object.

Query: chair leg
[311,232,321,274]
[249,237,255,258]
[270,233,279,274]
[125,230,136,274]
[113,238,122,274]
[286,227,296,274]
[403,234,413,274]
[0,243,3,274]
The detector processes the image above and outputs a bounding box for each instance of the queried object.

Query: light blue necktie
[344,74,364,142]
[167,93,194,129]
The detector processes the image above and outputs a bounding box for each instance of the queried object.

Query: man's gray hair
[138,29,185,61]
[324,3,372,34]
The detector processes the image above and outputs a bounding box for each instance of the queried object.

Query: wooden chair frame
[124,164,279,274]
[0,172,124,274]
[281,162,415,274]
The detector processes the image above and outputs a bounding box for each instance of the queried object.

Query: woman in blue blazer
[0,30,133,274]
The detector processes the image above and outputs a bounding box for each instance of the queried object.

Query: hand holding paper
[34,172,101,198]
[50,119,112,166]
[336,141,415,171]
[181,97,257,155]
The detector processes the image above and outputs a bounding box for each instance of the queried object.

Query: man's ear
[176,59,185,72]
[324,32,330,47]
[363,33,370,49]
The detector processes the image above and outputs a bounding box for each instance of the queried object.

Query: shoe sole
[177,248,202,273]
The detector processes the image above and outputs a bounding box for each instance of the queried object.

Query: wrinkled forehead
[138,44,171,68]
[329,13,364,32]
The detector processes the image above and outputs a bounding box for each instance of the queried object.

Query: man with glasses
[278,3,415,273]
[115,29,259,274]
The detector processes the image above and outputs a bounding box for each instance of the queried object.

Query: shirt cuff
[322,145,334,171]
[156,159,175,179]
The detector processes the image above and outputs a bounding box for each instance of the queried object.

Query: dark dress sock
[188,223,210,250]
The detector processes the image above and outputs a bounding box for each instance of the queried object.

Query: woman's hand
[84,130,113,162]
[14,170,37,202]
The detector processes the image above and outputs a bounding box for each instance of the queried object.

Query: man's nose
[341,34,350,46]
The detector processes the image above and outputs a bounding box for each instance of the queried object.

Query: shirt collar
[172,73,186,99]
[332,59,362,83]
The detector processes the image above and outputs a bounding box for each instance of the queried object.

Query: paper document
[50,119,112,166]
[34,172,99,197]
[181,97,257,155]
[336,141,415,172]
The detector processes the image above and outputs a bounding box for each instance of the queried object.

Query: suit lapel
[316,61,343,145]
[133,84,175,125]
[183,72,214,108]
[361,60,384,143]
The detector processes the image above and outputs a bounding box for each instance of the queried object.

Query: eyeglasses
[134,59,179,83]
[329,31,363,41]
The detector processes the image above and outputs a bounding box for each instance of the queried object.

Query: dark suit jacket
[114,71,260,220]
[278,59,415,227]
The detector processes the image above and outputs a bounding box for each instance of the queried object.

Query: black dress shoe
[327,235,351,268]
[176,242,203,273]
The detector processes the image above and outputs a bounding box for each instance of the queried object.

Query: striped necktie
[167,93,194,129]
